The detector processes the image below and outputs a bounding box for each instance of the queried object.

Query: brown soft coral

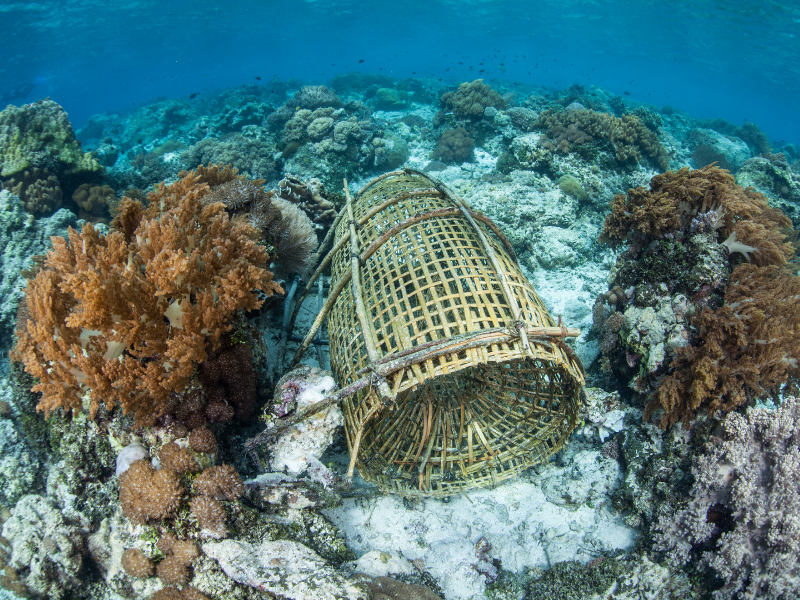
[646,264,800,427]
[3,167,63,214]
[536,108,669,171]
[159,442,200,474]
[11,168,281,427]
[192,464,243,500]
[440,79,505,119]
[600,165,794,267]
[119,460,184,524]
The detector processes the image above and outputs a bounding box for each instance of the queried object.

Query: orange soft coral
[11,168,282,426]
[646,264,800,427]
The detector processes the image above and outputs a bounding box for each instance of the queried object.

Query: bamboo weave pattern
[323,170,584,496]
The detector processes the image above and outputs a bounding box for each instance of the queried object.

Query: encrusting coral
[11,167,281,427]
[653,396,800,600]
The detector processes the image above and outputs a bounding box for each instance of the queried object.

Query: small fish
[255,76,261,80]
[189,93,198,99]
[624,91,631,95]
[359,59,365,63]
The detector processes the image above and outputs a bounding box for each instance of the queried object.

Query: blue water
[1,0,799,144]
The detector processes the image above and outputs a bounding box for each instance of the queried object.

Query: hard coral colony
[2,67,800,600]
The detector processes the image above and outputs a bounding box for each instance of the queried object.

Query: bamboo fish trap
[289,169,585,497]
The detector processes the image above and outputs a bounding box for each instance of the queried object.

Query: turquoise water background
[1,0,799,142]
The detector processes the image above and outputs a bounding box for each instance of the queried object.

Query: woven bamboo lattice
[290,169,585,497]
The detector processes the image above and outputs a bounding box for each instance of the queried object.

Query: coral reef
[1,494,86,599]
[188,427,218,454]
[11,168,280,427]
[649,264,800,427]
[121,547,154,578]
[595,165,798,425]
[440,79,506,119]
[192,465,244,501]
[159,442,200,474]
[653,397,800,599]
[274,174,339,227]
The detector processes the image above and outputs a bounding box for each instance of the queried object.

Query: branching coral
[653,396,800,599]
[440,79,505,119]
[11,167,281,427]
[646,264,800,427]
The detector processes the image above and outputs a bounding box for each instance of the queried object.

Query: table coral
[11,167,281,427]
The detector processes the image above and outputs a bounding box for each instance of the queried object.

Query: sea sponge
[192,465,243,501]
[3,168,63,214]
[440,79,505,119]
[118,460,184,525]
[432,127,474,163]
[158,442,200,474]
[188,427,217,454]
[121,548,153,578]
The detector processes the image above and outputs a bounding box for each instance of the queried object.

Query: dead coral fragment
[11,168,281,427]
[646,264,800,427]
[119,460,184,525]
